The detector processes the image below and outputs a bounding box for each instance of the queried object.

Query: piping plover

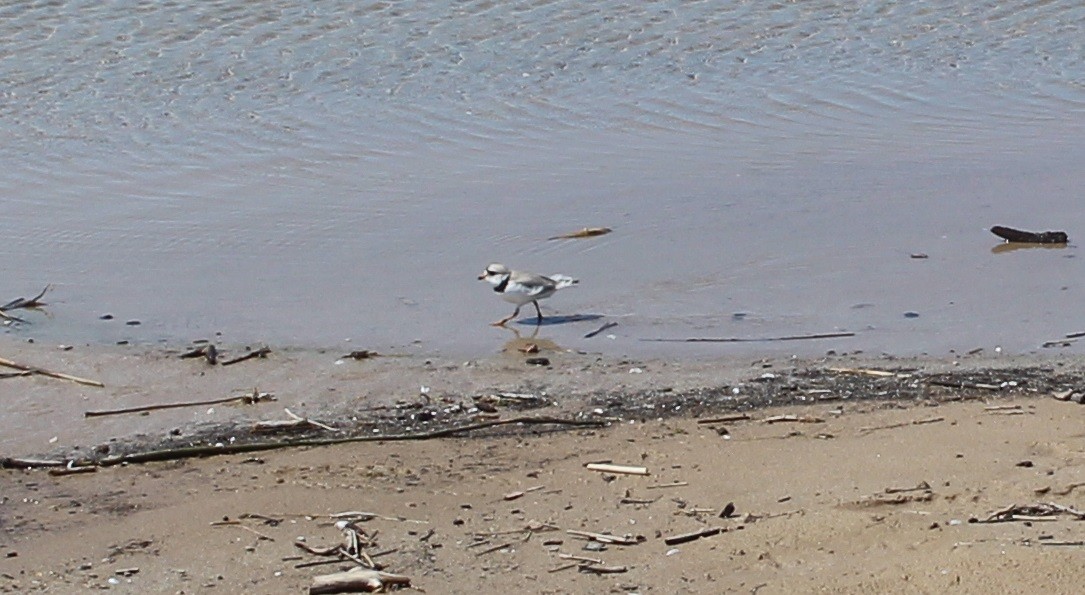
[478,263,578,326]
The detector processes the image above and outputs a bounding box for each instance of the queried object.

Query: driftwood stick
[641,332,855,343]
[48,416,604,469]
[221,347,272,366]
[0,356,103,387]
[696,414,752,424]
[762,415,824,424]
[1,457,67,468]
[663,527,723,546]
[85,392,275,418]
[48,462,98,476]
[925,378,1002,391]
[579,564,628,574]
[828,367,906,378]
[309,568,410,594]
[585,463,649,476]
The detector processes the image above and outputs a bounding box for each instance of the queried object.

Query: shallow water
[2,0,1085,360]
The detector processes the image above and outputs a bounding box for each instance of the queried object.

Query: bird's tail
[548,274,578,289]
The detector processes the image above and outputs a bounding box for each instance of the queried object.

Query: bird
[477,263,578,326]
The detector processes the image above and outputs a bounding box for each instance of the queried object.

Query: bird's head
[478,263,510,284]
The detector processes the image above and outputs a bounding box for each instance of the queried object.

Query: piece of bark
[308,568,410,594]
[990,225,1068,244]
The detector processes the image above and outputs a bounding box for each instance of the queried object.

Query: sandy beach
[3,340,1085,594]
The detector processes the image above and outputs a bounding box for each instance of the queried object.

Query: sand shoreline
[4,340,1085,593]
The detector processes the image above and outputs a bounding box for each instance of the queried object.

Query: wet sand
[3,340,1085,593]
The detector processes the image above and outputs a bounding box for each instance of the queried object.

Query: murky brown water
[2,0,1085,363]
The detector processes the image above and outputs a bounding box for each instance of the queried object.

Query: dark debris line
[15,365,1085,465]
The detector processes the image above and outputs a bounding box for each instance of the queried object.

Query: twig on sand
[0,356,103,387]
[566,529,644,546]
[641,331,855,343]
[253,408,338,433]
[84,389,275,418]
[663,526,723,546]
[585,463,649,476]
[828,367,909,378]
[221,347,272,366]
[859,416,945,435]
[210,520,275,541]
[762,415,824,424]
[696,414,752,424]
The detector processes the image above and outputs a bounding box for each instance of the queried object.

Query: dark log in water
[990,226,1068,244]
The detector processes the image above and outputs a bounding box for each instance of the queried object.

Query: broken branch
[0,356,103,387]
[84,391,275,418]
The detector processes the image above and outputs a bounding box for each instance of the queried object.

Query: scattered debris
[978,502,1085,523]
[566,530,644,546]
